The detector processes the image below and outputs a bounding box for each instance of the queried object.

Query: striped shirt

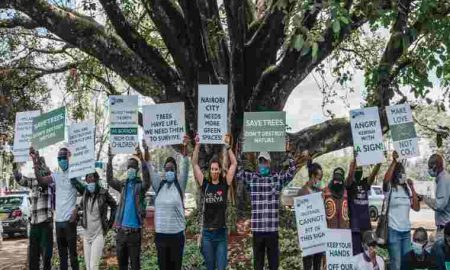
[14,172,54,224]
[236,160,296,232]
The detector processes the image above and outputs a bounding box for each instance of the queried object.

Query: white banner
[386,103,419,159]
[13,110,41,162]
[69,121,95,179]
[198,85,228,144]
[294,192,328,257]
[350,107,385,166]
[109,95,139,154]
[326,229,353,270]
[143,102,185,147]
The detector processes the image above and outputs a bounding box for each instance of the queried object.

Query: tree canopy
[1,0,450,160]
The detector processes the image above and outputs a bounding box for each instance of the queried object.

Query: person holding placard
[236,145,305,270]
[71,171,117,270]
[11,154,54,270]
[383,151,420,270]
[107,143,151,270]
[346,156,382,255]
[297,156,325,270]
[323,167,350,229]
[422,154,450,241]
[192,134,237,270]
[31,146,79,270]
[146,135,191,270]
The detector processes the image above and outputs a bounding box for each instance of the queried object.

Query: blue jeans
[202,228,227,270]
[388,227,411,270]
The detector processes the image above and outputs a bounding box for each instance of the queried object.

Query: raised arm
[136,144,151,192]
[346,158,356,187]
[226,147,237,186]
[383,151,398,191]
[192,134,205,186]
[12,162,32,188]
[29,148,53,187]
[367,163,382,186]
[106,145,122,192]
[178,135,191,191]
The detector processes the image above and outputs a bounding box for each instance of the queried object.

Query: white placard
[326,229,353,270]
[143,102,185,147]
[13,110,41,162]
[386,103,419,158]
[294,192,328,257]
[109,95,139,154]
[197,85,228,144]
[69,121,95,179]
[350,107,385,166]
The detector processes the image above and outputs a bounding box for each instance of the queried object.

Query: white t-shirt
[353,253,385,270]
[52,172,77,222]
[388,186,412,232]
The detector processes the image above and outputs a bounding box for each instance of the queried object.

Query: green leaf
[332,20,341,34]
[292,35,305,51]
[312,42,319,61]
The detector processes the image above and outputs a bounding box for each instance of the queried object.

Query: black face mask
[355,170,363,182]
[330,180,344,193]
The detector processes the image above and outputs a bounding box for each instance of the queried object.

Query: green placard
[110,128,138,135]
[390,122,417,141]
[243,111,286,152]
[31,107,66,149]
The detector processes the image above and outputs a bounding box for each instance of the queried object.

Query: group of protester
[8,133,450,270]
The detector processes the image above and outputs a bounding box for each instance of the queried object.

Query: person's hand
[194,133,200,146]
[29,147,39,163]
[142,138,149,152]
[183,134,191,146]
[224,133,232,147]
[135,144,143,160]
[392,151,399,161]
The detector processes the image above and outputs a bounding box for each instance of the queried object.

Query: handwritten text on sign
[386,103,419,158]
[326,229,353,270]
[69,121,95,179]
[243,111,286,152]
[109,95,138,154]
[198,85,228,144]
[143,102,185,147]
[13,110,40,162]
[294,192,328,257]
[350,107,385,166]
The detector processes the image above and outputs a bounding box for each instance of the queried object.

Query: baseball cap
[258,152,271,162]
[362,231,378,246]
[333,167,345,180]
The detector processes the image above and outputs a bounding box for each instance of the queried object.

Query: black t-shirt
[347,177,371,231]
[403,250,438,269]
[202,179,228,229]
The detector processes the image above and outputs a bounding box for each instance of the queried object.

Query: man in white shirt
[354,231,385,270]
[32,147,79,270]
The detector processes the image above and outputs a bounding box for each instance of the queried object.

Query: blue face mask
[412,242,424,255]
[127,168,137,180]
[165,171,175,182]
[258,165,270,176]
[87,183,96,193]
[428,168,437,177]
[58,159,69,171]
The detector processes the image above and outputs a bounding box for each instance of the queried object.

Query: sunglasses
[57,156,68,161]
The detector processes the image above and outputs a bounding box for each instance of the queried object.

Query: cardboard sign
[326,229,353,270]
[109,95,138,154]
[350,107,385,166]
[13,110,41,162]
[197,85,228,144]
[143,102,185,147]
[31,107,66,150]
[294,192,328,257]
[68,121,95,179]
[386,104,419,158]
[243,111,286,152]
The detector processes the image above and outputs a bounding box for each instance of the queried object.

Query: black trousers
[116,229,142,270]
[155,231,185,270]
[302,253,324,270]
[29,221,53,270]
[55,221,79,270]
[253,232,279,270]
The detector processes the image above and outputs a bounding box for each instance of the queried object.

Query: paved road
[0,236,27,270]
